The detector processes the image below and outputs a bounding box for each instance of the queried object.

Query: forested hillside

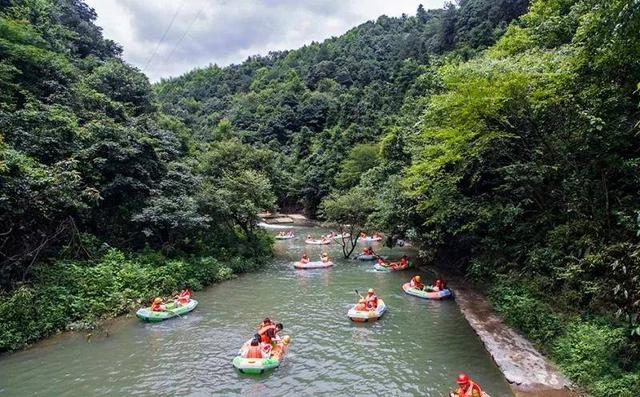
[2,0,639,393]
[0,0,274,350]
[156,0,640,394]
[155,0,528,212]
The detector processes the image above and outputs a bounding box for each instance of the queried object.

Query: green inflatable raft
[136,299,198,322]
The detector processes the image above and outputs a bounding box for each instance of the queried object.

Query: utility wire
[143,0,186,71]
[164,7,203,67]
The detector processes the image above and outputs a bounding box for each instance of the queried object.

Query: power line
[143,0,186,71]
[164,7,203,68]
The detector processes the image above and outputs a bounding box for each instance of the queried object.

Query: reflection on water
[0,225,513,396]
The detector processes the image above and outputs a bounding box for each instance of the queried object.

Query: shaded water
[0,225,513,396]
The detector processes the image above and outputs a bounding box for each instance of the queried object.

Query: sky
[84,0,446,82]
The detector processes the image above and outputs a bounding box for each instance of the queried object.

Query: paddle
[168,308,182,318]
[354,289,364,299]
[162,301,183,318]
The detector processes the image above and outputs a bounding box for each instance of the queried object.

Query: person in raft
[376,257,386,266]
[306,234,312,240]
[400,255,409,267]
[449,373,483,397]
[258,317,274,329]
[378,256,402,269]
[363,246,375,256]
[433,277,446,291]
[365,288,379,309]
[243,335,265,359]
[150,297,166,312]
[321,252,330,263]
[259,322,284,345]
[410,275,425,290]
[354,298,367,311]
[300,253,310,264]
[174,288,191,305]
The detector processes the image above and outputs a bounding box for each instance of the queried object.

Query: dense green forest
[0,0,274,350]
[156,0,640,394]
[1,0,639,394]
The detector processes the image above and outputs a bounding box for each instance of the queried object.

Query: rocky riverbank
[258,212,317,225]
[438,271,578,397]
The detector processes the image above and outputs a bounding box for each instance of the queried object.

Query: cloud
[85,0,446,81]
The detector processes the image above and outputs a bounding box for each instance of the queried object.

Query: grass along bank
[488,278,640,397]
[0,243,271,353]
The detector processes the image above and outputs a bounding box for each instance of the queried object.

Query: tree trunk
[337,224,361,258]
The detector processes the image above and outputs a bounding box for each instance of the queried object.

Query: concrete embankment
[440,273,578,397]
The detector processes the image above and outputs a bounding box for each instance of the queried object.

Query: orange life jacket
[366,294,378,309]
[246,345,263,359]
[410,277,424,290]
[400,258,408,266]
[151,302,163,312]
[435,279,445,290]
[259,324,277,343]
[355,302,367,311]
[456,381,482,397]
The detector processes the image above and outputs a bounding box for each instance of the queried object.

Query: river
[0,225,513,396]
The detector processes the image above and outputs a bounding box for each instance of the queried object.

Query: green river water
[0,225,513,396]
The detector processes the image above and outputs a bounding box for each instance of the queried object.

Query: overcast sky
[84,0,446,82]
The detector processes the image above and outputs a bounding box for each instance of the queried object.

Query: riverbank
[0,247,270,353]
[426,265,576,396]
[258,212,316,225]
[0,229,515,396]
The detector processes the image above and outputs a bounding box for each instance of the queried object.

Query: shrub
[0,247,267,352]
[489,283,563,347]
[590,372,640,397]
[552,321,627,386]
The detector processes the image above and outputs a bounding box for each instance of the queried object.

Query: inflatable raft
[274,235,295,240]
[232,339,289,374]
[304,239,331,245]
[357,254,377,261]
[294,260,334,269]
[136,299,198,322]
[348,299,387,322]
[373,261,413,272]
[402,282,452,299]
[333,233,351,240]
[358,236,382,243]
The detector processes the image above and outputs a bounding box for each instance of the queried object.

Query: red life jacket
[366,294,378,309]
[435,279,445,290]
[258,324,276,343]
[178,290,191,303]
[246,345,263,359]
[151,302,163,312]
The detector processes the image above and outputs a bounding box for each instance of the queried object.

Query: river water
[0,225,513,396]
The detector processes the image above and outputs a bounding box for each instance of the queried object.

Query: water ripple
[0,226,513,396]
